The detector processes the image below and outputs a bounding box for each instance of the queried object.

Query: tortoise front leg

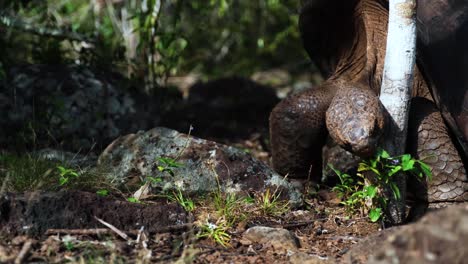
[269,82,337,180]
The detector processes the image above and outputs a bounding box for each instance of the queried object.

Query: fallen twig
[14,240,33,264]
[45,223,192,238]
[45,228,118,236]
[279,218,328,229]
[156,223,193,234]
[327,235,361,241]
[94,216,130,241]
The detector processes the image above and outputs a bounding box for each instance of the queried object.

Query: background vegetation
[0,0,309,90]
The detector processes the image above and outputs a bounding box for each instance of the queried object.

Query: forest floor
[0,134,382,264]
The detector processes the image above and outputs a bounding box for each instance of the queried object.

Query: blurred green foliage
[0,0,306,87]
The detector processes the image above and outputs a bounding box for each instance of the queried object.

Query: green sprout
[127,197,142,204]
[330,149,432,222]
[256,188,289,217]
[156,157,183,177]
[57,166,79,186]
[96,189,109,197]
[197,220,231,248]
[168,188,195,212]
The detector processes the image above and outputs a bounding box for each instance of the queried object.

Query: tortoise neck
[330,0,389,94]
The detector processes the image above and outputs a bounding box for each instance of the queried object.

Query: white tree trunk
[121,1,139,77]
[380,0,417,224]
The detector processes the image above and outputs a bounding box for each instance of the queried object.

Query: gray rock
[243,226,300,252]
[98,127,302,206]
[342,204,468,264]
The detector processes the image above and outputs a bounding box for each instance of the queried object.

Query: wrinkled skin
[270,0,467,206]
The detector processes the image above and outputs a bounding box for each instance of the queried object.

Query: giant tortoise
[269,0,467,208]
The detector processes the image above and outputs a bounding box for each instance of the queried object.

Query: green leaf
[368,166,381,176]
[243,196,255,204]
[402,159,415,171]
[364,185,377,198]
[350,190,365,199]
[417,161,432,181]
[388,165,402,176]
[96,189,109,196]
[183,200,195,211]
[169,161,183,168]
[177,38,188,50]
[57,166,66,173]
[390,182,401,199]
[401,154,415,171]
[127,197,141,203]
[357,163,370,172]
[157,157,183,168]
[328,164,341,177]
[378,149,390,159]
[148,176,162,183]
[369,208,382,222]
[59,177,68,186]
[157,157,170,164]
[64,241,74,251]
[401,154,411,164]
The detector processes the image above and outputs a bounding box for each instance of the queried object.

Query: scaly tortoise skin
[270,0,467,205]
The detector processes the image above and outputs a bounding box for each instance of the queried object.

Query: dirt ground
[0,193,380,263]
[0,134,383,264]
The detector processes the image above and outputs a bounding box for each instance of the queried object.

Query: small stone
[289,252,331,264]
[343,204,468,264]
[243,226,300,252]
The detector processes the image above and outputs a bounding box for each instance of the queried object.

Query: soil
[0,188,380,263]
[0,135,381,263]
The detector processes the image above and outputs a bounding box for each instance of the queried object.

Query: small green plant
[156,157,183,177]
[195,161,251,247]
[197,219,231,248]
[96,189,109,197]
[155,126,191,177]
[57,166,79,186]
[146,175,163,184]
[64,241,74,251]
[127,197,142,204]
[358,149,432,199]
[256,188,289,217]
[168,188,195,212]
[330,166,357,199]
[212,192,246,226]
[61,235,76,251]
[369,207,382,222]
[330,149,432,222]
[243,196,255,204]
